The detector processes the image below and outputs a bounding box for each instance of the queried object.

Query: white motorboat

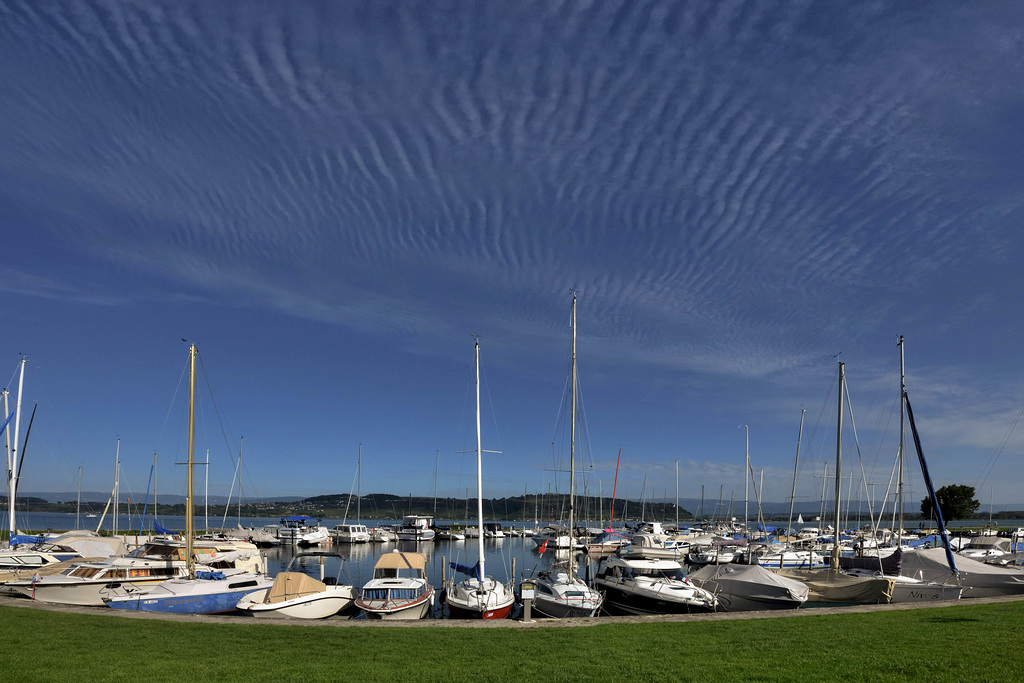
[595,554,717,615]
[355,550,434,619]
[530,563,603,618]
[7,537,264,606]
[331,524,371,543]
[396,515,436,542]
[237,551,357,619]
[278,516,330,545]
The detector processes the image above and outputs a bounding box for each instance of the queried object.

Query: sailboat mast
[113,438,120,539]
[474,339,486,580]
[897,335,906,542]
[7,358,25,537]
[76,465,82,531]
[831,362,845,572]
[569,292,577,564]
[786,410,806,537]
[609,447,621,529]
[358,443,362,525]
[186,344,197,579]
[742,424,749,536]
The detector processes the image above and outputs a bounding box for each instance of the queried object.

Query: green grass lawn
[2,602,1021,682]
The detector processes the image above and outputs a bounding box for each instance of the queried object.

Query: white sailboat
[444,339,515,619]
[529,292,603,618]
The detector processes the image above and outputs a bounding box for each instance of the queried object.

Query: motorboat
[278,516,329,546]
[370,526,397,542]
[595,554,717,615]
[583,530,631,555]
[6,537,264,606]
[236,551,357,619]
[529,563,603,618]
[0,530,122,569]
[397,516,436,542]
[355,550,434,619]
[483,522,505,539]
[531,526,580,550]
[331,524,371,543]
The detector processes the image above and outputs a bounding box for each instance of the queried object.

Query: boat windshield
[632,567,687,581]
[128,544,181,559]
[363,588,420,601]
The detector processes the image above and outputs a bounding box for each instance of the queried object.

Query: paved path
[3,592,1022,629]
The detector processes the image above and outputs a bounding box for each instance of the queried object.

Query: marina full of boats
[3,311,1024,621]
[3,517,1024,620]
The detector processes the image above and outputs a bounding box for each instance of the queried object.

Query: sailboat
[528,292,603,618]
[444,339,515,619]
[840,337,964,601]
[103,343,273,614]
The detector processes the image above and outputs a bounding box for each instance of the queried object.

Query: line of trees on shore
[16,487,1019,523]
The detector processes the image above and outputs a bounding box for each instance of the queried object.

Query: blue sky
[3,1,1024,511]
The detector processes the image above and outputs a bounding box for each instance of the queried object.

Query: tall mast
[76,465,82,530]
[113,438,120,539]
[186,344,197,578]
[675,460,679,528]
[897,335,906,542]
[569,291,577,567]
[474,338,486,580]
[786,410,806,536]
[6,358,26,537]
[742,424,749,536]
[358,443,362,525]
[831,362,845,572]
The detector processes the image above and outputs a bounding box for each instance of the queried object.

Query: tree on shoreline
[921,484,980,522]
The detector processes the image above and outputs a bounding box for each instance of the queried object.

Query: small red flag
[539,539,549,554]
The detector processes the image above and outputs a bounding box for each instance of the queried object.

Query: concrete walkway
[3,592,1022,629]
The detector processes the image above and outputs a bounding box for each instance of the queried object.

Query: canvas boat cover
[689,563,810,603]
[266,572,326,604]
[777,569,894,604]
[900,547,1024,598]
[374,552,427,570]
[838,547,902,574]
[49,531,126,558]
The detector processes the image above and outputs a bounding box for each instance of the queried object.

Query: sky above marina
[3,1,1024,512]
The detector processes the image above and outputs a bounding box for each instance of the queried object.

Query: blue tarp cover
[196,571,227,580]
[154,522,175,535]
[9,534,46,547]
[450,561,481,581]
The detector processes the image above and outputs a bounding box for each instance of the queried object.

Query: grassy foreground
[2,602,1022,682]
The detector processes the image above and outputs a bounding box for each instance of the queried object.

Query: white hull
[237,586,357,619]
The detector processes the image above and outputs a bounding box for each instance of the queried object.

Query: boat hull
[446,601,513,619]
[237,587,357,619]
[10,576,179,606]
[104,577,273,614]
[445,578,514,619]
[598,585,717,616]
